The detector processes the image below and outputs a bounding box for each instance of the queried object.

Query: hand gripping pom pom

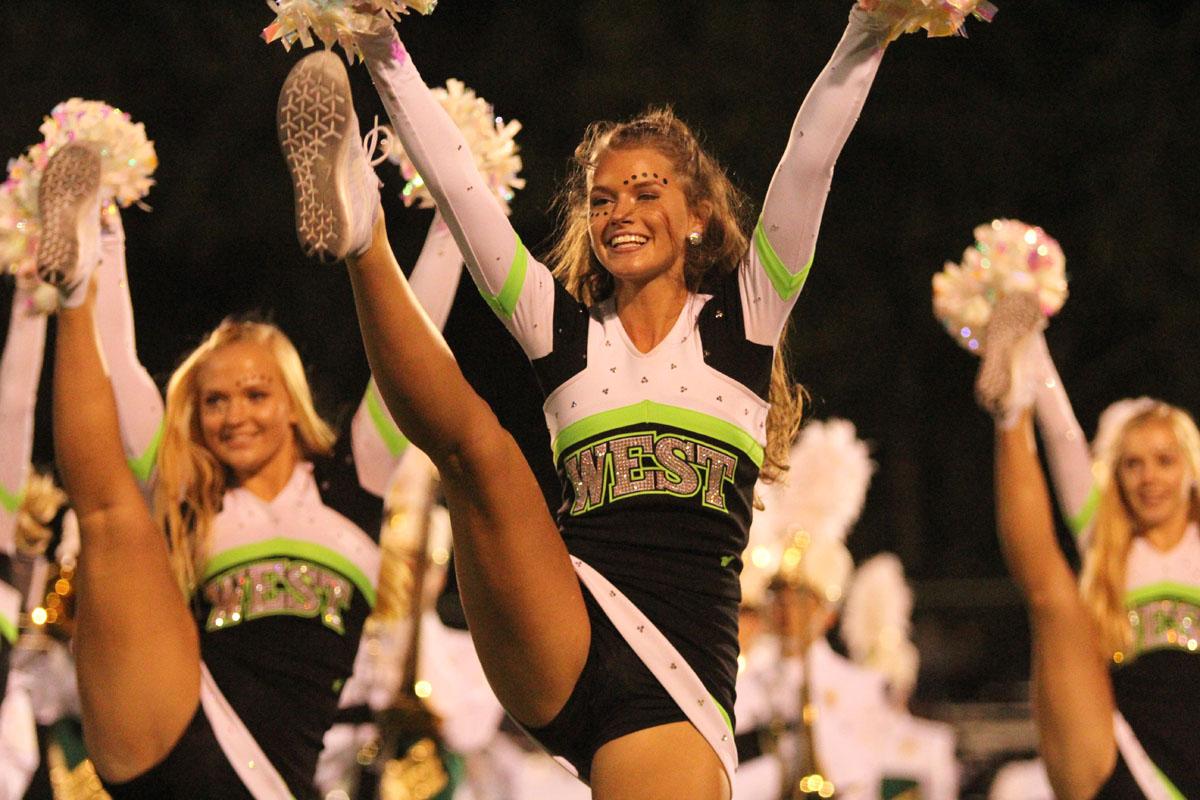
[0,100,156,282]
[386,79,525,215]
[858,0,996,44]
[932,219,1067,355]
[262,0,436,62]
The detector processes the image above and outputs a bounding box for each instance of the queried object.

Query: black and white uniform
[1098,524,1200,800]
[95,215,460,798]
[1029,339,1200,800]
[362,4,890,782]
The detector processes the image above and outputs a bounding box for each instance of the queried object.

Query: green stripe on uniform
[480,236,528,320]
[553,400,764,467]
[126,420,165,485]
[1155,766,1186,800]
[365,379,409,458]
[712,695,733,735]
[0,613,17,645]
[202,538,377,608]
[1125,581,1200,609]
[1069,485,1100,538]
[754,219,811,302]
[0,484,23,514]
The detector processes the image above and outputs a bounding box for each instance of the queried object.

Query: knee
[433,416,521,487]
[1025,579,1085,621]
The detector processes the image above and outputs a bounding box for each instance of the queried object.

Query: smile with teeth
[608,233,648,252]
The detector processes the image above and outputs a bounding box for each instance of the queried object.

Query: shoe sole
[976,293,1042,415]
[37,143,101,289]
[278,51,357,263]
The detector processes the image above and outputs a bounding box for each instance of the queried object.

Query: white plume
[841,553,919,694]
[742,419,874,606]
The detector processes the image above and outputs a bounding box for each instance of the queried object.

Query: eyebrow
[591,178,665,194]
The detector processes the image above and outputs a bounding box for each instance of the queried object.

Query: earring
[687,231,703,246]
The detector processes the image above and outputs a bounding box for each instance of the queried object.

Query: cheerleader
[980,290,1199,799]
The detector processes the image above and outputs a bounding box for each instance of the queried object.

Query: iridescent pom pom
[1,100,156,282]
[386,79,525,215]
[933,219,1067,354]
[262,0,436,62]
[858,0,996,44]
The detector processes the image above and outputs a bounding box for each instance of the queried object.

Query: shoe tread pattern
[36,143,101,290]
[278,53,352,262]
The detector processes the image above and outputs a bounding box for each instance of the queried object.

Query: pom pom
[933,219,1067,355]
[262,0,436,61]
[742,419,874,605]
[841,553,920,695]
[386,79,525,215]
[1,100,156,279]
[859,0,996,44]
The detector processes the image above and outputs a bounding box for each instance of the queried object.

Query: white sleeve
[93,208,164,486]
[1026,333,1097,545]
[351,212,463,496]
[360,28,556,359]
[742,7,889,345]
[0,289,45,557]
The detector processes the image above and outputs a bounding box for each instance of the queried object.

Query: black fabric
[529,280,590,398]
[698,267,774,402]
[103,705,254,800]
[1092,749,1144,800]
[194,450,382,800]
[525,587,688,781]
[0,555,12,706]
[312,435,385,544]
[1111,649,1200,799]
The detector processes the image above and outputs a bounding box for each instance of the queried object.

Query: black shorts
[102,705,253,800]
[1093,750,1143,800]
[525,586,688,781]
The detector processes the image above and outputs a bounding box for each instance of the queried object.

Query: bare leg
[591,721,730,800]
[995,411,1115,800]
[54,287,200,782]
[346,215,588,726]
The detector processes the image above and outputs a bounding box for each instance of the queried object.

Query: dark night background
[3,0,1199,782]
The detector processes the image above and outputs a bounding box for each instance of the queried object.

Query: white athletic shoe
[975,292,1044,420]
[36,143,102,306]
[278,50,380,263]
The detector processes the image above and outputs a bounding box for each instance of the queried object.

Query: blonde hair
[548,107,802,483]
[1080,401,1200,657]
[153,319,335,592]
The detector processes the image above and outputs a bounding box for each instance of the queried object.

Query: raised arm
[742,5,890,345]
[93,207,165,487]
[0,289,46,559]
[351,212,464,496]
[1025,333,1096,542]
[0,287,46,649]
[357,25,557,359]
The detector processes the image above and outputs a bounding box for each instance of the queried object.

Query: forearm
[758,6,889,273]
[362,34,521,303]
[0,291,46,538]
[1027,334,1095,536]
[93,217,165,483]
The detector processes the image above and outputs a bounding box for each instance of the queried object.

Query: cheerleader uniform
[95,216,451,798]
[357,4,891,781]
